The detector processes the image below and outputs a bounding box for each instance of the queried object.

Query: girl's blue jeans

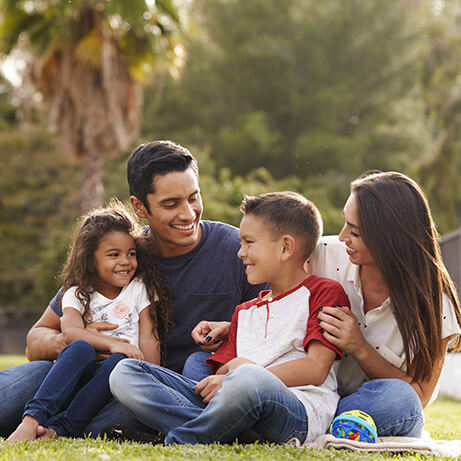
[182,351,425,438]
[110,360,309,445]
[0,358,139,437]
[21,340,125,437]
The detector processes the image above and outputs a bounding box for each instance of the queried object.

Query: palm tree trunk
[81,148,104,213]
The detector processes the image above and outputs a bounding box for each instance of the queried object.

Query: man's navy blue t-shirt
[50,221,266,372]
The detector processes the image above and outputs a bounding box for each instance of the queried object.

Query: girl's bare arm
[61,308,144,360]
[138,307,161,365]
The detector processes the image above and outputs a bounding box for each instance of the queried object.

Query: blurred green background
[0,0,459,316]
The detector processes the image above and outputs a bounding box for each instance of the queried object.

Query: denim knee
[109,358,136,400]
[220,365,275,405]
[100,354,126,372]
[337,378,424,437]
[62,340,96,361]
[182,351,212,381]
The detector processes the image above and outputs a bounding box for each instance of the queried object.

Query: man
[0,140,265,438]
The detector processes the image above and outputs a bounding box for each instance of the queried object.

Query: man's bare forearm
[26,326,66,361]
[25,306,66,361]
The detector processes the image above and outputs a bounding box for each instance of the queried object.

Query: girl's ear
[130,196,148,219]
[280,235,296,261]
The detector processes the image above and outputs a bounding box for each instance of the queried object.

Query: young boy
[109,192,350,445]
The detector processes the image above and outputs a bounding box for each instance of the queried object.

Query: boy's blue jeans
[110,360,309,445]
[183,351,425,437]
[22,340,125,437]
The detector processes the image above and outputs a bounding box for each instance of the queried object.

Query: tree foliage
[0,0,183,212]
[0,0,459,311]
[417,0,461,232]
[0,125,79,310]
[143,0,460,234]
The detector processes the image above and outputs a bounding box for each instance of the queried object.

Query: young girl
[8,200,172,443]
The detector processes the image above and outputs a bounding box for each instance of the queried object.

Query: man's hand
[194,375,225,403]
[191,320,230,352]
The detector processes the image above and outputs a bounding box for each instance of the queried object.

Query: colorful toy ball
[330,410,378,443]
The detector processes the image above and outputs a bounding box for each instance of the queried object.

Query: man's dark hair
[127,140,199,213]
[240,191,323,259]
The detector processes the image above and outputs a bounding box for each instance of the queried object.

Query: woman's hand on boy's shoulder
[317,305,366,356]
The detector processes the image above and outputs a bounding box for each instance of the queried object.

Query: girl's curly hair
[60,199,173,364]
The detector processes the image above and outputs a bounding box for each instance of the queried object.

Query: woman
[189,171,461,437]
[311,171,461,436]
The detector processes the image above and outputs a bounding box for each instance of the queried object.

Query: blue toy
[330,410,378,443]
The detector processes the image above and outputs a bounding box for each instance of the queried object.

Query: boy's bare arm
[266,340,336,387]
[26,306,66,361]
[215,357,255,375]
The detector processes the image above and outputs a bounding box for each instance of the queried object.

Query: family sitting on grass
[2,141,461,445]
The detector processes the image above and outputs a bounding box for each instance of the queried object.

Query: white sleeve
[310,235,346,280]
[442,293,461,346]
[61,287,85,315]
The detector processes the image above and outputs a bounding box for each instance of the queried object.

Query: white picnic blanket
[287,433,461,457]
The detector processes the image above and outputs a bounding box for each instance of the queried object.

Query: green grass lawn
[1,355,459,460]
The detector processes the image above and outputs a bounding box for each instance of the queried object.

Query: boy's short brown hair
[240,191,323,259]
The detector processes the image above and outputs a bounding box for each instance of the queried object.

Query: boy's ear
[280,235,296,261]
[130,196,148,219]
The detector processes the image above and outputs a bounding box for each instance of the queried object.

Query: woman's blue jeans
[182,351,425,438]
[110,360,309,445]
[22,340,126,437]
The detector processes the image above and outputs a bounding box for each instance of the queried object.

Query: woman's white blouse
[309,235,461,400]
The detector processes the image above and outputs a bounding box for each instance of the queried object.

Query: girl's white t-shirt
[61,277,151,347]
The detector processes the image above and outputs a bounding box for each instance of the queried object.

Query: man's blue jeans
[110,360,309,445]
[0,360,53,437]
[182,351,424,438]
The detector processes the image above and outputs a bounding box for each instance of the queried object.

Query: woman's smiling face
[339,193,376,267]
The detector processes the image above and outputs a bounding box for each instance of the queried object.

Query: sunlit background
[0,0,459,353]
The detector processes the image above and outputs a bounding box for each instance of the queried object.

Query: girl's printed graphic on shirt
[114,301,131,319]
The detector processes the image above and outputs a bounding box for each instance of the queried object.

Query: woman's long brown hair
[351,172,461,383]
[61,199,173,364]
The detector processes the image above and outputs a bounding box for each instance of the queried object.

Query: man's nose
[179,202,195,220]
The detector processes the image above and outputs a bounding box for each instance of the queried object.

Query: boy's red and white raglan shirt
[206,275,350,442]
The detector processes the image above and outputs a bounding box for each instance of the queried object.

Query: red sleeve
[304,277,350,360]
[206,302,245,374]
